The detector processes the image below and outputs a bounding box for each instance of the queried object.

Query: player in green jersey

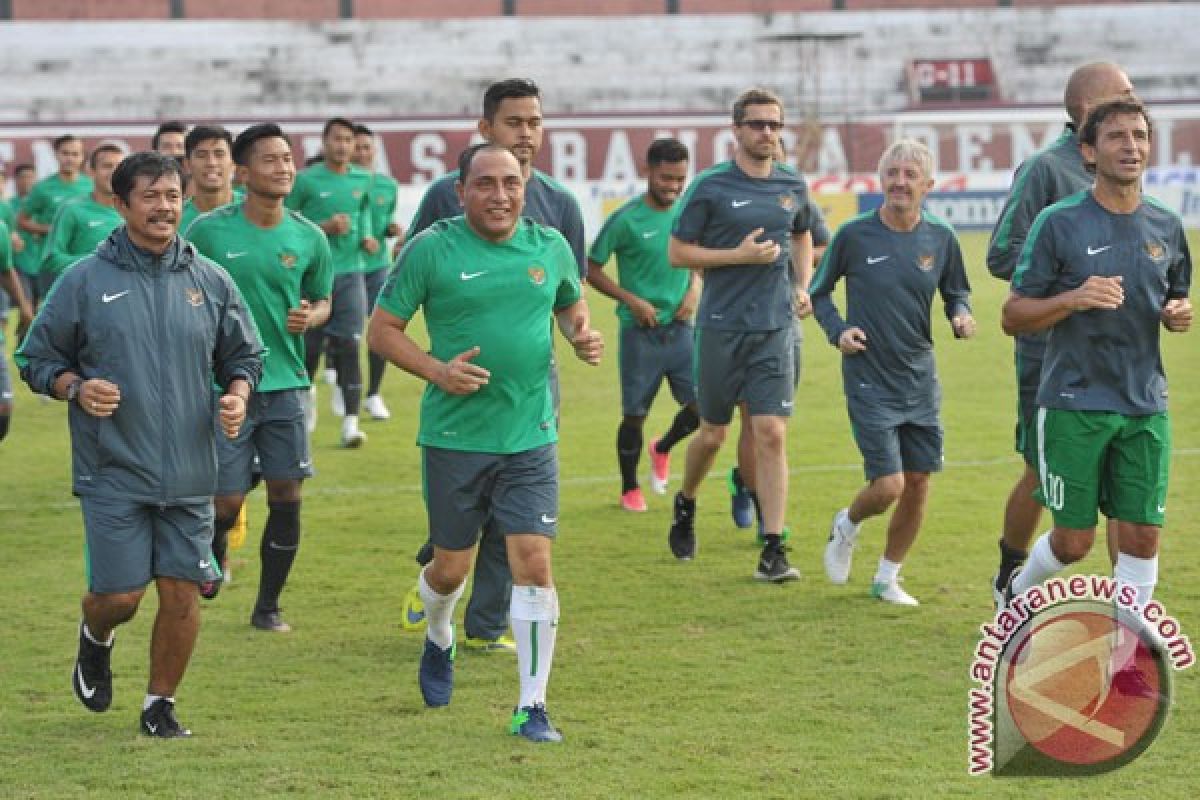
[18,134,93,301]
[0,217,35,441]
[187,123,334,632]
[151,121,188,161]
[286,117,375,448]
[352,124,402,421]
[180,126,237,233]
[368,143,602,742]
[40,143,124,283]
[10,165,39,307]
[587,138,699,512]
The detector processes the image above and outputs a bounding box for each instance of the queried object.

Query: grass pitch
[1,231,1197,798]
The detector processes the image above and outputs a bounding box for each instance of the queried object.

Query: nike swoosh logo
[1157,504,1166,513]
[268,542,299,551]
[319,191,333,198]
[781,401,794,408]
[540,514,557,525]
[226,251,248,259]
[1087,245,1112,256]
[642,231,657,239]
[731,200,751,208]
[405,606,426,625]
[88,220,105,228]
[461,271,485,281]
[298,460,312,469]
[145,722,158,734]
[76,664,96,699]
[101,290,130,303]
[866,256,889,264]
[198,560,211,569]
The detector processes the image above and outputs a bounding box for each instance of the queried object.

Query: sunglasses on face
[741,119,784,132]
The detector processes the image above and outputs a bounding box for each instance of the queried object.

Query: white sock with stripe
[418,568,464,651]
[511,585,558,709]
[1011,532,1065,596]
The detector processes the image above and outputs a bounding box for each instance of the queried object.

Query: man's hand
[674,281,699,322]
[325,213,351,236]
[793,288,812,319]
[1162,297,1193,333]
[434,346,490,395]
[837,327,868,355]
[361,236,380,255]
[571,328,604,366]
[286,299,313,334]
[628,297,658,327]
[79,379,122,418]
[952,314,977,339]
[11,232,23,254]
[218,393,246,439]
[733,228,781,266]
[1068,275,1124,312]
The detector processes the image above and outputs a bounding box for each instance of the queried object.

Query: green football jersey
[0,219,10,345]
[0,197,14,232]
[285,163,372,274]
[364,172,399,271]
[185,202,334,392]
[588,195,689,327]
[378,217,581,454]
[21,173,94,267]
[41,196,122,278]
[179,187,245,235]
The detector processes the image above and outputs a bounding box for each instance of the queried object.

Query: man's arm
[40,205,80,277]
[668,228,781,271]
[17,188,51,236]
[790,230,813,319]
[0,267,33,334]
[987,159,1048,281]
[586,258,659,327]
[553,297,603,366]
[366,307,490,394]
[1001,278,1124,335]
[940,237,976,338]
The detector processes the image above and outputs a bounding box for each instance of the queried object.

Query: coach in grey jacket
[17,152,263,738]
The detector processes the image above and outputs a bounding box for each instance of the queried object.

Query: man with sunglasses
[666,87,816,582]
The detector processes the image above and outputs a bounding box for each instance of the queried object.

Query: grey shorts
[422,444,558,551]
[323,271,368,341]
[216,389,312,495]
[847,394,944,481]
[1014,349,1043,468]
[694,327,794,425]
[363,266,389,309]
[618,320,696,417]
[80,495,219,593]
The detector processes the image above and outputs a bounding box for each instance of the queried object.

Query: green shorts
[1034,408,1170,529]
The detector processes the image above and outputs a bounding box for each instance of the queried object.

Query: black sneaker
[1000,566,1022,609]
[140,697,192,738]
[72,623,113,713]
[668,492,696,561]
[754,543,799,583]
[251,608,292,633]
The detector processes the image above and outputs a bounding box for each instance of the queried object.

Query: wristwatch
[65,377,83,404]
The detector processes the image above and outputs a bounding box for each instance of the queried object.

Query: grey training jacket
[17,227,264,503]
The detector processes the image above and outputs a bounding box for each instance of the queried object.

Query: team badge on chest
[778,193,796,211]
[1145,241,1166,261]
[185,288,204,307]
[528,266,546,286]
[917,254,935,272]
[280,252,298,269]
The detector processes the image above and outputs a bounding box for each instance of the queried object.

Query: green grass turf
[1,231,1197,798]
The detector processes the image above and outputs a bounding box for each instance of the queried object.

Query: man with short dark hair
[368,142,601,742]
[187,124,333,632]
[152,121,188,160]
[286,117,374,447]
[352,124,401,421]
[10,164,39,304]
[16,151,263,738]
[18,135,92,305]
[180,125,238,232]
[667,87,815,582]
[399,78,587,653]
[1001,98,1191,617]
[587,138,699,511]
[987,62,1136,604]
[40,143,125,285]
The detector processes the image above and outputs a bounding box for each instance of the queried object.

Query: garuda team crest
[528,266,546,286]
[1145,241,1166,261]
[185,288,203,307]
[280,252,298,269]
[917,254,935,272]
[778,193,796,211]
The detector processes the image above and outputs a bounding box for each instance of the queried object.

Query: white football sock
[1011,532,1065,596]
[511,585,559,709]
[1115,552,1158,609]
[873,558,901,585]
[418,568,464,651]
